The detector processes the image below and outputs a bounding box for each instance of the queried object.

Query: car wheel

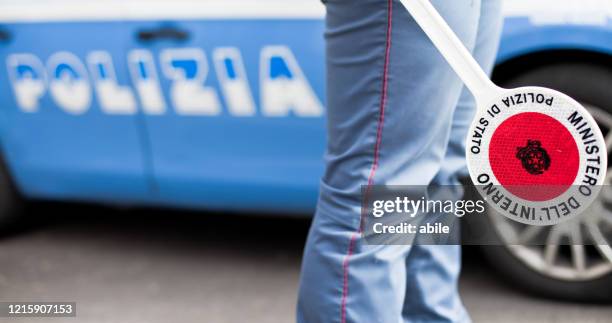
[479,62,612,302]
[0,157,23,234]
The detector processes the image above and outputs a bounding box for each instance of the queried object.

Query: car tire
[0,157,23,234]
[478,62,612,303]
[480,245,612,303]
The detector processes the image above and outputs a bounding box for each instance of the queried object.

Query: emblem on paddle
[516,139,550,176]
[400,0,608,225]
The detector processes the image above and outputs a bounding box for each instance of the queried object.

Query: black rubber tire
[481,245,612,303]
[0,157,23,234]
[479,62,612,303]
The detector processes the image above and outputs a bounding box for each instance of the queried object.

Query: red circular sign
[489,112,579,201]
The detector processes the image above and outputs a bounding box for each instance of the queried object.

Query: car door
[126,0,327,212]
[0,0,153,202]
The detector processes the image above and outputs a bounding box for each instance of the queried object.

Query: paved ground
[0,203,610,323]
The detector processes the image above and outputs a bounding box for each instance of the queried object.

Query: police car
[0,0,610,302]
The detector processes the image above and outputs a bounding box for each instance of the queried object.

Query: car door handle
[0,29,11,42]
[137,27,189,42]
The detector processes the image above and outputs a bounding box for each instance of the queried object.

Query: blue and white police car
[0,0,611,302]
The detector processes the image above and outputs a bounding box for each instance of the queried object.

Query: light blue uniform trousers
[297,0,503,322]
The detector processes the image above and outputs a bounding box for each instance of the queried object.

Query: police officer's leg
[298,2,411,322]
[402,1,504,322]
[298,0,481,322]
[433,0,504,186]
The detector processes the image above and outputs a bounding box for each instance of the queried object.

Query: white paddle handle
[399,0,501,104]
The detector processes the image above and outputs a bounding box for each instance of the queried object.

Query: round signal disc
[467,87,607,226]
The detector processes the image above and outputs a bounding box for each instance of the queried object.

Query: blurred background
[0,0,611,322]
